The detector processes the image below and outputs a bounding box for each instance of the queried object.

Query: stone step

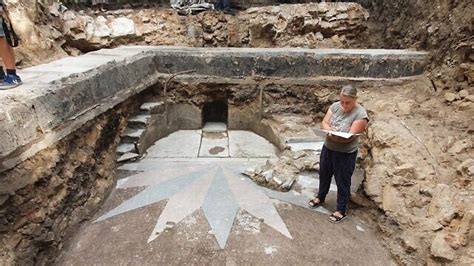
[122,128,146,143]
[116,152,140,163]
[140,102,165,114]
[202,122,227,133]
[127,114,151,129]
[116,143,136,155]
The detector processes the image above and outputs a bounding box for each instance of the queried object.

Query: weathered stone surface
[116,143,135,155]
[431,232,455,261]
[457,210,474,246]
[457,102,473,111]
[459,89,469,99]
[448,139,472,155]
[245,149,318,191]
[401,233,419,253]
[116,152,140,163]
[152,47,428,79]
[243,3,369,47]
[396,101,413,116]
[428,184,457,226]
[92,16,112,38]
[460,63,474,83]
[110,17,135,37]
[59,3,369,50]
[364,163,386,205]
[382,185,405,216]
[457,159,474,178]
[392,163,416,179]
[444,92,458,102]
[465,95,474,102]
[140,102,165,114]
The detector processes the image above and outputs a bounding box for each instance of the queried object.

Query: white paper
[312,128,359,139]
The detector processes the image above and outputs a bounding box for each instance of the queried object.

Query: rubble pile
[243,150,320,191]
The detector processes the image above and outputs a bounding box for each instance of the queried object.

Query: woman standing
[308,85,368,223]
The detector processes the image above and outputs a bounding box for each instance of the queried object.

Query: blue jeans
[317,145,357,213]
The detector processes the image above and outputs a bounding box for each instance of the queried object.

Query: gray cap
[340,85,357,98]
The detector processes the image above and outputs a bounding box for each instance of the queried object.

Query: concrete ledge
[149,46,428,79]
[0,46,429,173]
[0,48,160,172]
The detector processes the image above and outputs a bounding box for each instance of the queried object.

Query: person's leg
[0,17,15,71]
[222,0,230,10]
[332,150,357,214]
[215,0,222,10]
[0,37,21,89]
[316,145,334,202]
[0,64,5,80]
[0,40,16,69]
[0,17,5,80]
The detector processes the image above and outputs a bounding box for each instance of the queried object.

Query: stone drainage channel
[0,46,428,264]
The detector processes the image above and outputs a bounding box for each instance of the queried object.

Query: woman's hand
[327,134,355,143]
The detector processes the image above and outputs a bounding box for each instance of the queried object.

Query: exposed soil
[0,96,142,264]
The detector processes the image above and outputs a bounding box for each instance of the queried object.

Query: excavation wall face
[0,46,428,263]
[0,100,137,265]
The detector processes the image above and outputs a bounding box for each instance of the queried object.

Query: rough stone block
[116,143,136,155]
[140,102,165,114]
[128,114,151,129]
[122,128,145,143]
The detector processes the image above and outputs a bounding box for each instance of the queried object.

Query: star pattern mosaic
[96,159,329,249]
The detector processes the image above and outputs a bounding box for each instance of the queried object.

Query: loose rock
[431,232,455,261]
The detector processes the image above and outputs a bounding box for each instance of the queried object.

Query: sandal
[308,198,324,209]
[328,211,347,223]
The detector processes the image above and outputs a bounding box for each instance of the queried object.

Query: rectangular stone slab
[199,132,230,158]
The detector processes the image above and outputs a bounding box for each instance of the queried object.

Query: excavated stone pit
[0,46,433,264]
[1,0,472,264]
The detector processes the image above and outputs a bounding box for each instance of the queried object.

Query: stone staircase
[116,101,165,162]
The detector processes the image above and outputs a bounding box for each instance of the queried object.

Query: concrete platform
[145,130,276,159]
[0,46,428,174]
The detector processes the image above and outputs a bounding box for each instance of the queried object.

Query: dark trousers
[215,0,230,10]
[317,145,357,213]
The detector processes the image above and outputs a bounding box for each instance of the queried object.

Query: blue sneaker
[0,74,22,89]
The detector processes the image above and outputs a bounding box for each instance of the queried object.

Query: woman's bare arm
[350,119,368,134]
[328,119,368,143]
[321,109,333,130]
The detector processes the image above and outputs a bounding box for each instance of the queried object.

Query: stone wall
[59,3,370,50]
[60,0,297,9]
